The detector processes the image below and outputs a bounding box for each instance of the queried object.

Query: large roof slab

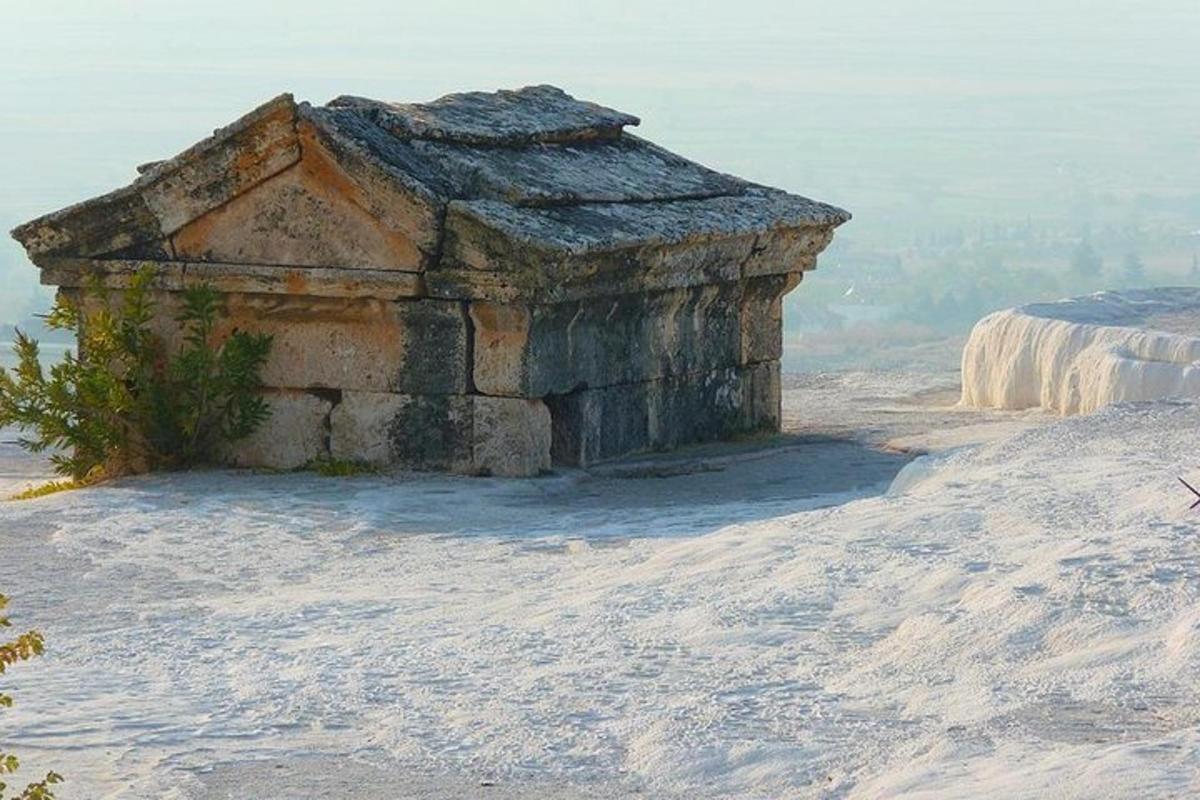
[328,85,640,146]
[449,189,851,256]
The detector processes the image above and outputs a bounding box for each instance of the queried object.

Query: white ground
[3,370,1200,799]
[961,288,1200,414]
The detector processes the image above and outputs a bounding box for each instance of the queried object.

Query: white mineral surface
[961,288,1200,414]
[3,368,1199,798]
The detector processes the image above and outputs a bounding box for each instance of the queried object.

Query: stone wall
[467,277,791,467]
[64,271,793,475]
[227,389,551,477]
[545,362,780,467]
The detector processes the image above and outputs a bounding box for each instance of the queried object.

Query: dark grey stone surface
[328,84,639,145]
[373,394,549,476]
[447,188,849,256]
[522,284,742,396]
[393,300,471,395]
[740,273,794,364]
[387,395,474,472]
[405,134,746,206]
[307,107,744,206]
[451,188,854,253]
[472,278,789,397]
[547,362,780,467]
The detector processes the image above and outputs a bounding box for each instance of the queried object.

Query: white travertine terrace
[961,288,1200,414]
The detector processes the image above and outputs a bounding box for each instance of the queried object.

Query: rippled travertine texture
[961,288,1200,414]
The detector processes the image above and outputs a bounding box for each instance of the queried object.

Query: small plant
[167,278,274,466]
[8,480,85,502]
[0,266,272,480]
[0,593,62,799]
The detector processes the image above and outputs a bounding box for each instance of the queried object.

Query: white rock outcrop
[961,288,1200,414]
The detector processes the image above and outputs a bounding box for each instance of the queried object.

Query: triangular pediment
[12,94,301,263]
[170,133,424,270]
[11,94,442,271]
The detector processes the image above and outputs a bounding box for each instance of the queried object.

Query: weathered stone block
[224,296,468,394]
[436,189,847,303]
[180,262,424,299]
[470,278,795,397]
[545,362,780,467]
[741,226,834,278]
[296,105,445,257]
[471,284,742,397]
[435,203,749,303]
[739,273,800,365]
[743,360,783,430]
[469,303,532,396]
[328,391,405,465]
[330,391,550,476]
[528,284,732,392]
[171,147,425,270]
[329,86,639,146]
[11,95,302,262]
[471,395,552,477]
[143,94,301,235]
[385,394,476,472]
[13,190,163,264]
[222,389,332,469]
[91,291,469,395]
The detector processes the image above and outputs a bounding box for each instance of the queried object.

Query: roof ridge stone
[327,85,639,146]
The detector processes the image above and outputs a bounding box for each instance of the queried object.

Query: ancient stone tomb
[11,86,849,476]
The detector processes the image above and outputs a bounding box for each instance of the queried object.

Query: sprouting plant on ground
[0,265,273,482]
[8,480,86,502]
[0,593,62,799]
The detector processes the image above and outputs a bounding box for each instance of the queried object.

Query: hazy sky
[2,0,1197,323]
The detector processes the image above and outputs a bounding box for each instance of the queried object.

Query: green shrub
[0,267,273,480]
[0,593,62,799]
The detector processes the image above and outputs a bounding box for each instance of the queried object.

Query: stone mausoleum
[12,86,849,476]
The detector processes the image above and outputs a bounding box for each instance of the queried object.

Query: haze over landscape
[4,0,1198,364]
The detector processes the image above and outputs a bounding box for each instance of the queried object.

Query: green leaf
[0,271,270,478]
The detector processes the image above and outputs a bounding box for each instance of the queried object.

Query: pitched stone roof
[306,85,847,228]
[327,85,639,145]
[12,86,850,301]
